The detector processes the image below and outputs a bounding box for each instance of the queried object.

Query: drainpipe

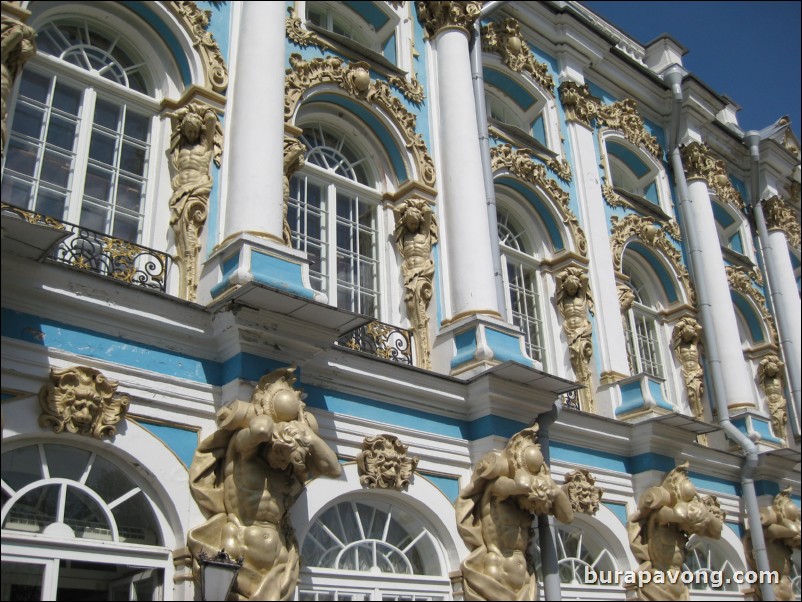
[663,66,775,601]
[744,129,801,439]
[536,401,562,601]
[471,1,510,321]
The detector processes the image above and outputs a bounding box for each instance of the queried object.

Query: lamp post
[198,549,242,601]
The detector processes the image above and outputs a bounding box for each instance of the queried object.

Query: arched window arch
[288,118,389,317]
[1,440,171,600]
[2,5,185,251]
[496,199,549,366]
[298,496,453,600]
[602,135,672,218]
[683,536,743,593]
[713,200,751,259]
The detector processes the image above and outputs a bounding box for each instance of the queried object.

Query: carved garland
[491,143,587,257]
[168,1,228,94]
[762,195,801,250]
[284,53,436,188]
[558,81,661,159]
[481,18,554,95]
[285,8,425,104]
[680,141,745,210]
[609,214,695,304]
[725,265,778,346]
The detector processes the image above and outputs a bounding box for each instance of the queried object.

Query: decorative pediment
[680,142,745,210]
[168,1,229,94]
[285,54,436,187]
[610,214,695,304]
[481,18,554,94]
[491,143,587,256]
[558,82,661,159]
[39,366,130,439]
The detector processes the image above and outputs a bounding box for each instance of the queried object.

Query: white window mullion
[66,87,97,226]
[327,183,338,306]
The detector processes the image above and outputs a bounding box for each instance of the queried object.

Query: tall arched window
[298,498,452,600]
[288,122,383,317]
[683,537,741,593]
[2,18,159,244]
[623,265,665,379]
[497,206,546,365]
[1,442,169,600]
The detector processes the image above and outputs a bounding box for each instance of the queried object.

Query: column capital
[558,81,599,128]
[762,195,801,249]
[680,142,745,209]
[415,1,481,38]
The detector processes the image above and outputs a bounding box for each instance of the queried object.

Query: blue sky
[581,1,801,136]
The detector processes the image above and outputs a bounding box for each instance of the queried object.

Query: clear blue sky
[581,1,801,136]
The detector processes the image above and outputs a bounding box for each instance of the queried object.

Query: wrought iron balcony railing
[2,203,171,293]
[336,320,414,366]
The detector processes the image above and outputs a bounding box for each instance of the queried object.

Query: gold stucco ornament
[187,367,341,601]
[555,267,595,413]
[356,434,419,491]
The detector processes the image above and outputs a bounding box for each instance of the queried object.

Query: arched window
[623,264,665,379]
[1,442,169,600]
[683,537,741,593]
[497,205,546,365]
[2,18,159,244]
[288,121,383,317]
[712,200,751,259]
[605,140,661,206]
[298,498,452,600]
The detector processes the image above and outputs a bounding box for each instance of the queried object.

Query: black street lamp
[198,549,242,601]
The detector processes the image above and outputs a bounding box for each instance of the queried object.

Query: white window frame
[2,19,163,248]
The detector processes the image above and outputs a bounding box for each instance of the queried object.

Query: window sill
[488,119,557,161]
[612,187,672,223]
[306,23,407,77]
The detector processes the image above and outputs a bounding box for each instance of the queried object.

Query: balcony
[2,203,171,293]
[336,320,414,366]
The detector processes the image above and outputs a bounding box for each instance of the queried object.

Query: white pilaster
[686,178,757,410]
[223,2,286,243]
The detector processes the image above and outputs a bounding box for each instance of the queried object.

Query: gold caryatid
[1,14,36,158]
[746,488,801,601]
[456,425,573,601]
[555,267,595,412]
[628,462,724,601]
[758,354,789,441]
[394,198,438,369]
[187,367,341,601]
[671,317,705,421]
[167,102,222,301]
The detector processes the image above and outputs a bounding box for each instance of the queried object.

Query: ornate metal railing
[336,320,414,366]
[2,203,170,292]
[561,389,581,410]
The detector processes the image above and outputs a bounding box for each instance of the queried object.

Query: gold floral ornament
[680,141,745,210]
[456,425,573,601]
[628,462,724,601]
[168,1,228,93]
[725,265,778,345]
[563,469,603,515]
[356,434,419,491]
[283,135,307,245]
[39,366,130,439]
[415,1,482,38]
[481,18,554,94]
[167,102,223,302]
[758,354,789,442]
[285,54,436,187]
[491,143,587,256]
[762,195,801,250]
[558,82,661,159]
[745,488,801,601]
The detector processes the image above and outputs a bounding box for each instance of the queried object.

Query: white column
[686,178,757,410]
[222,2,286,243]
[564,120,631,380]
[433,26,501,320]
[763,225,802,413]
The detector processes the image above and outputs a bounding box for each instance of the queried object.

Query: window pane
[4,139,38,176]
[34,188,67,219]
[1,176,33,207]
[124,112,149,141]
[52,83,82,115]
[46,115,78,151]
[1,561,44,602]
[19,70,50,103]
[44,444,91,481]
[120,142,146,175]
[10,103,45,139]
[94,99,121,130]
[117,177,143,212]
[89,131,117,164]
[3,484,59,533]
[41,149,72,188]
[84,455,137,504]
[112,213,139,243]
[64,486,112,541]
[1,445,43,490]
[80,201,109,232]
[84,166,113,202]
[111,492,162,545]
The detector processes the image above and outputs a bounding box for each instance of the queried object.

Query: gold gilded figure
[1,15,35,157]
[628,462,724,600]
[187,367,341,600]
[456,426,573,600]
